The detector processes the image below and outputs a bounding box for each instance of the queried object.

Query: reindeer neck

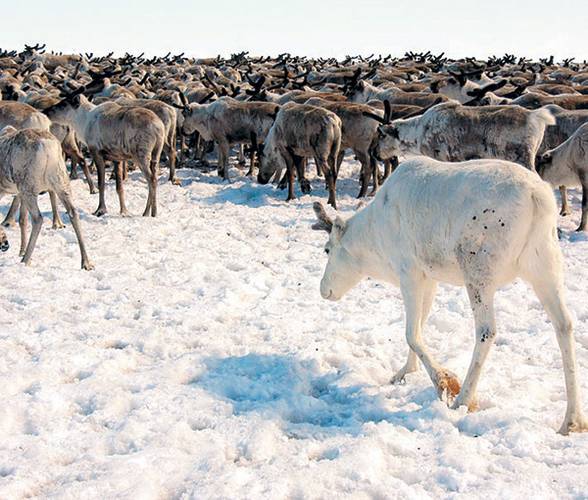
[71,99,96,144]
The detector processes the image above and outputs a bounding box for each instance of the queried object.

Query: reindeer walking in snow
[313,156,587,434]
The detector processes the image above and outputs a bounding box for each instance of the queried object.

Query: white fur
[314,156,588,434]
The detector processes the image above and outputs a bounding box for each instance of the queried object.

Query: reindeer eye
[324,248,330,255]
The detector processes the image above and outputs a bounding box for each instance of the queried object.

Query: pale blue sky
[3,0,586,59]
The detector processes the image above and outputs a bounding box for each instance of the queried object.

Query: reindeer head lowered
[312,202,363,301]
[362,99,443,160]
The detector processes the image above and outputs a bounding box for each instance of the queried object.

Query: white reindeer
[312,156,587,435]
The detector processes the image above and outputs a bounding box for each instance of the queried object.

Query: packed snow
[1,158,588,499]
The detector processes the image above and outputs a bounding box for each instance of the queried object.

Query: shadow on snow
[194,353,444,437]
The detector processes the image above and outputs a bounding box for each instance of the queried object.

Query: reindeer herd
[1,46,588,434]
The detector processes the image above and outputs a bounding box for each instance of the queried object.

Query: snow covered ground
[1,159,588,499]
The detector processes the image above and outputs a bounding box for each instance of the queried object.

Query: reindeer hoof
[82,261,95,271]
[2,219,17,228]
[300,180,312,195]
[52,221,66,230]
[171,178,182,186]
[435,370,461,402]
[93,207,107,217]
[391,364,418,385]
[558,414,588,435]
[452,397,479,412]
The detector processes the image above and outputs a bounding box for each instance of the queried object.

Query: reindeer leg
[278,168,289,190]
[168,140,180,185]
[2,195,20,227]
[80,158,96,194]
[69,154,78,180]
[452,284,497,412]
[282,151,297,202]
[527,264,588,434]
[295,155,311,195]
[217,140,230,181]
[559,185,570,216]
[356,150,369,198]
[246,132,257,177]
[92,152,108,217]
[110,161,118,181]
[150,160,158,217]
[576,176,587,232]
[402,274,461,403]
[20,195,43,266]
[320,159,337,210]
[237,143,246,166]
[369,153,380,196]
[50,191,65,229]
[115,161,130,216]
[391,282,436,384]
[18,201,28,257]
[59,190,94,270]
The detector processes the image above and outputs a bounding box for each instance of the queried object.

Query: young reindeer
[312,156,587,435]
[0,126,93,269]
[45,87,165,217]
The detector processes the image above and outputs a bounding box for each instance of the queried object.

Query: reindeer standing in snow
[313,156,587,434]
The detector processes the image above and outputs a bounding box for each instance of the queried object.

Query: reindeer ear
[312,202,333,233]
[331,216,348,241]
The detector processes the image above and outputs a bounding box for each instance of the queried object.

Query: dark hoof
[278,181,288,191]
[0,241,9,252]
[300,180,312,195]
[93,208,107,217]
[82,261,95,271]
